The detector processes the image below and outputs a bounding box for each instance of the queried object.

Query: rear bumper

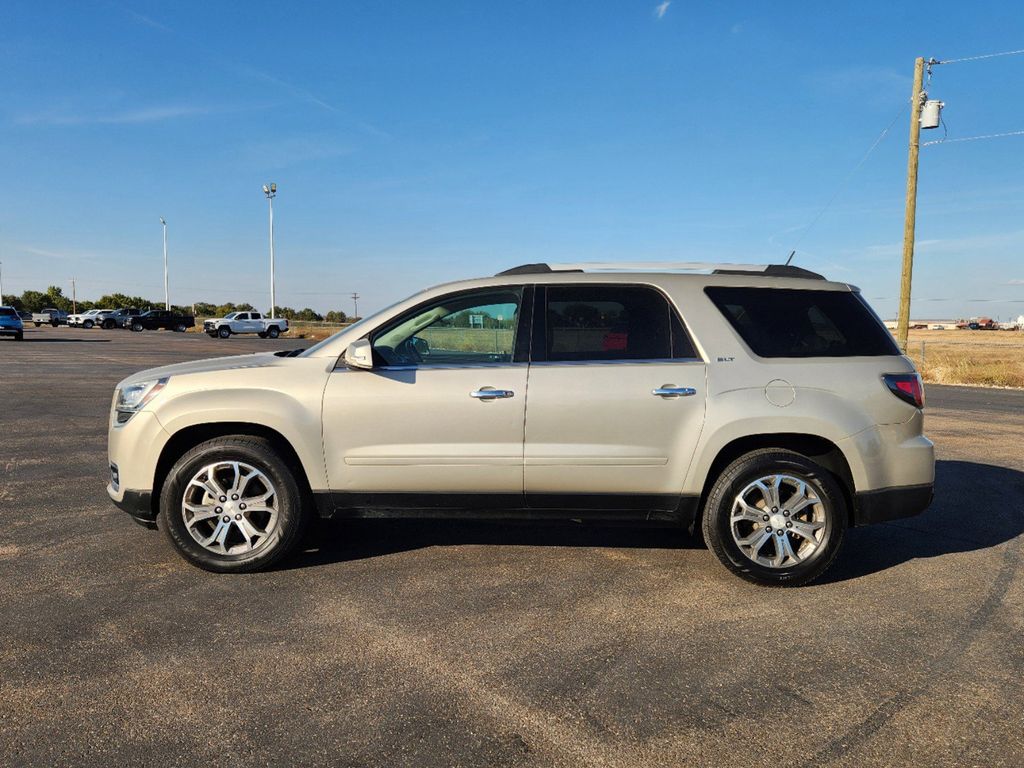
[853,483,933,526]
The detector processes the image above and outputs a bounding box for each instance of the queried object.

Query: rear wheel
[159,436,307,572]
[131,321,144,332]
[267,326,281,339]
[218,326,231,339]
[34,322,42,328]
[174,323,187,333]
[702,449,847,587]
[103,319,115,329]
[83,320,94,329]
[51,319,59,327]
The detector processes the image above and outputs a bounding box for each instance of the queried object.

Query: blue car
[0,306,24,341]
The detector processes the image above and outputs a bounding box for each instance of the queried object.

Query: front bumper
[107,483,157,528]
[0,326,22,336]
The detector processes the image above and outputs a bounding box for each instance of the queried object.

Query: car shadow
[18,337,112,343]
[289,517,700,569]
[283,460,1024,581]
[821,459,1024,583]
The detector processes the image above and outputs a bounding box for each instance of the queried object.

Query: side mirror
[344,338,374,369]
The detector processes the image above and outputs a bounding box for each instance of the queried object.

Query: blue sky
[1,0,1023,319]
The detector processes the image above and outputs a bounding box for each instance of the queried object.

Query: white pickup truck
[203,311,288,339]
[31,308,68,327]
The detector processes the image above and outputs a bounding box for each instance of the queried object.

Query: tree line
[2,286,356,323]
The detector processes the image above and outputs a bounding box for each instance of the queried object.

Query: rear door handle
[652,386,697,398]
[471,388,515,400]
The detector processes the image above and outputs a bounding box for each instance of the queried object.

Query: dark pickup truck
[127,310,195,333]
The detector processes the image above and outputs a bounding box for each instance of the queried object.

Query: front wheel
[218,326,231,339]
[83,320,94,329]
[15,331,23,341]
[257,332,268,339]
[131,321,144,332]
[702,449,847,587]
[103,319,115,329]
[159,436,307,572]
[34,322,42,328]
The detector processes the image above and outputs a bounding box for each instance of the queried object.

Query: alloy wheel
[181,461,279,555]
[729,474,827,569]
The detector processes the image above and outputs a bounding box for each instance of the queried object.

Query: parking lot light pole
[263,183,277,319]
[160,217,169,310]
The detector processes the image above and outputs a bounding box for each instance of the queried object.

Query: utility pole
[71,277,77,314]
[0,260,5,301]
[263,183,277,319]
[351,292,360,319]
[160,217,169,310]
[896,56,926,351]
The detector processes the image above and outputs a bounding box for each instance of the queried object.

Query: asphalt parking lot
[2,325,1022,767]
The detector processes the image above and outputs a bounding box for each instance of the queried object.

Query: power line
[788,102,908,252]
[923,129,1024,147]
[937,48,1024,65]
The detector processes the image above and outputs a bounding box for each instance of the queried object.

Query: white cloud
[1008,279,1024,285]
[15,104,215,126]
[654,1,671,19]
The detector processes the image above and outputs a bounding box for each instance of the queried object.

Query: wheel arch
[696,433,856,526]
[152,422,316,519]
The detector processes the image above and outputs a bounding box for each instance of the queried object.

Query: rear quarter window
[704,287,899,358]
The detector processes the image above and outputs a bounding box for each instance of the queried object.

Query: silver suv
[107,263,933,586]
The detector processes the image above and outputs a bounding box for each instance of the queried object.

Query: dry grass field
[904,328,1024,388]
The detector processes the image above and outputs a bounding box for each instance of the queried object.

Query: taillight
[883,373,924,409]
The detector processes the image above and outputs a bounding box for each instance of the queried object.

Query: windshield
[0,307,16,317]
[224,312,239,319]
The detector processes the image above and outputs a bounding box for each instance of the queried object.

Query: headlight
[114,377,169,424]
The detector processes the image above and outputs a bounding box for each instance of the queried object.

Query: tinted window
[0,308,16,317]
[373,288,523,366]
[544,286,695,362]
[251,313,261,320]
[704,287,899,358]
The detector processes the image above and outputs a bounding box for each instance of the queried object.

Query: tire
[207,332,218,338]
[131,321,144,332]
[174,323,187,333]
[218,326,231,339]
[34,322,42,328]
[103,319,115,330]
[701,449,847,587]
[159,436,307,572]
[83,320,94,329]
[15,331,23,341]
[257,332,268,339]
[267,326,281,339]
[51,319,59,327]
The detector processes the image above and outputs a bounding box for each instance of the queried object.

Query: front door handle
[652,386,697,398]
[471,388,515,400]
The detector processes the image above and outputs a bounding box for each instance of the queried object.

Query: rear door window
[541,285,696,362]
[704,287,899,357]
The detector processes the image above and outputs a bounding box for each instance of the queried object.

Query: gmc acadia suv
[106,263,934,586]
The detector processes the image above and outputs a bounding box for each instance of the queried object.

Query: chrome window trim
[529,358,704,367]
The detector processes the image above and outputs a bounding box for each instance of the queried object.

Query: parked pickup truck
[67,309,108,328]
[102,308,143,329]
[203,311,288,339]
[31,308,68,327]
[128,310,195,333]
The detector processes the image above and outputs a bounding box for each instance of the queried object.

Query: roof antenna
[785,250,796,266]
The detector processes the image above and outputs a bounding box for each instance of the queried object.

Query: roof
[495,262,826,280]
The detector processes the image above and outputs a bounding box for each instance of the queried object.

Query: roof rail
[496,262,825,279]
